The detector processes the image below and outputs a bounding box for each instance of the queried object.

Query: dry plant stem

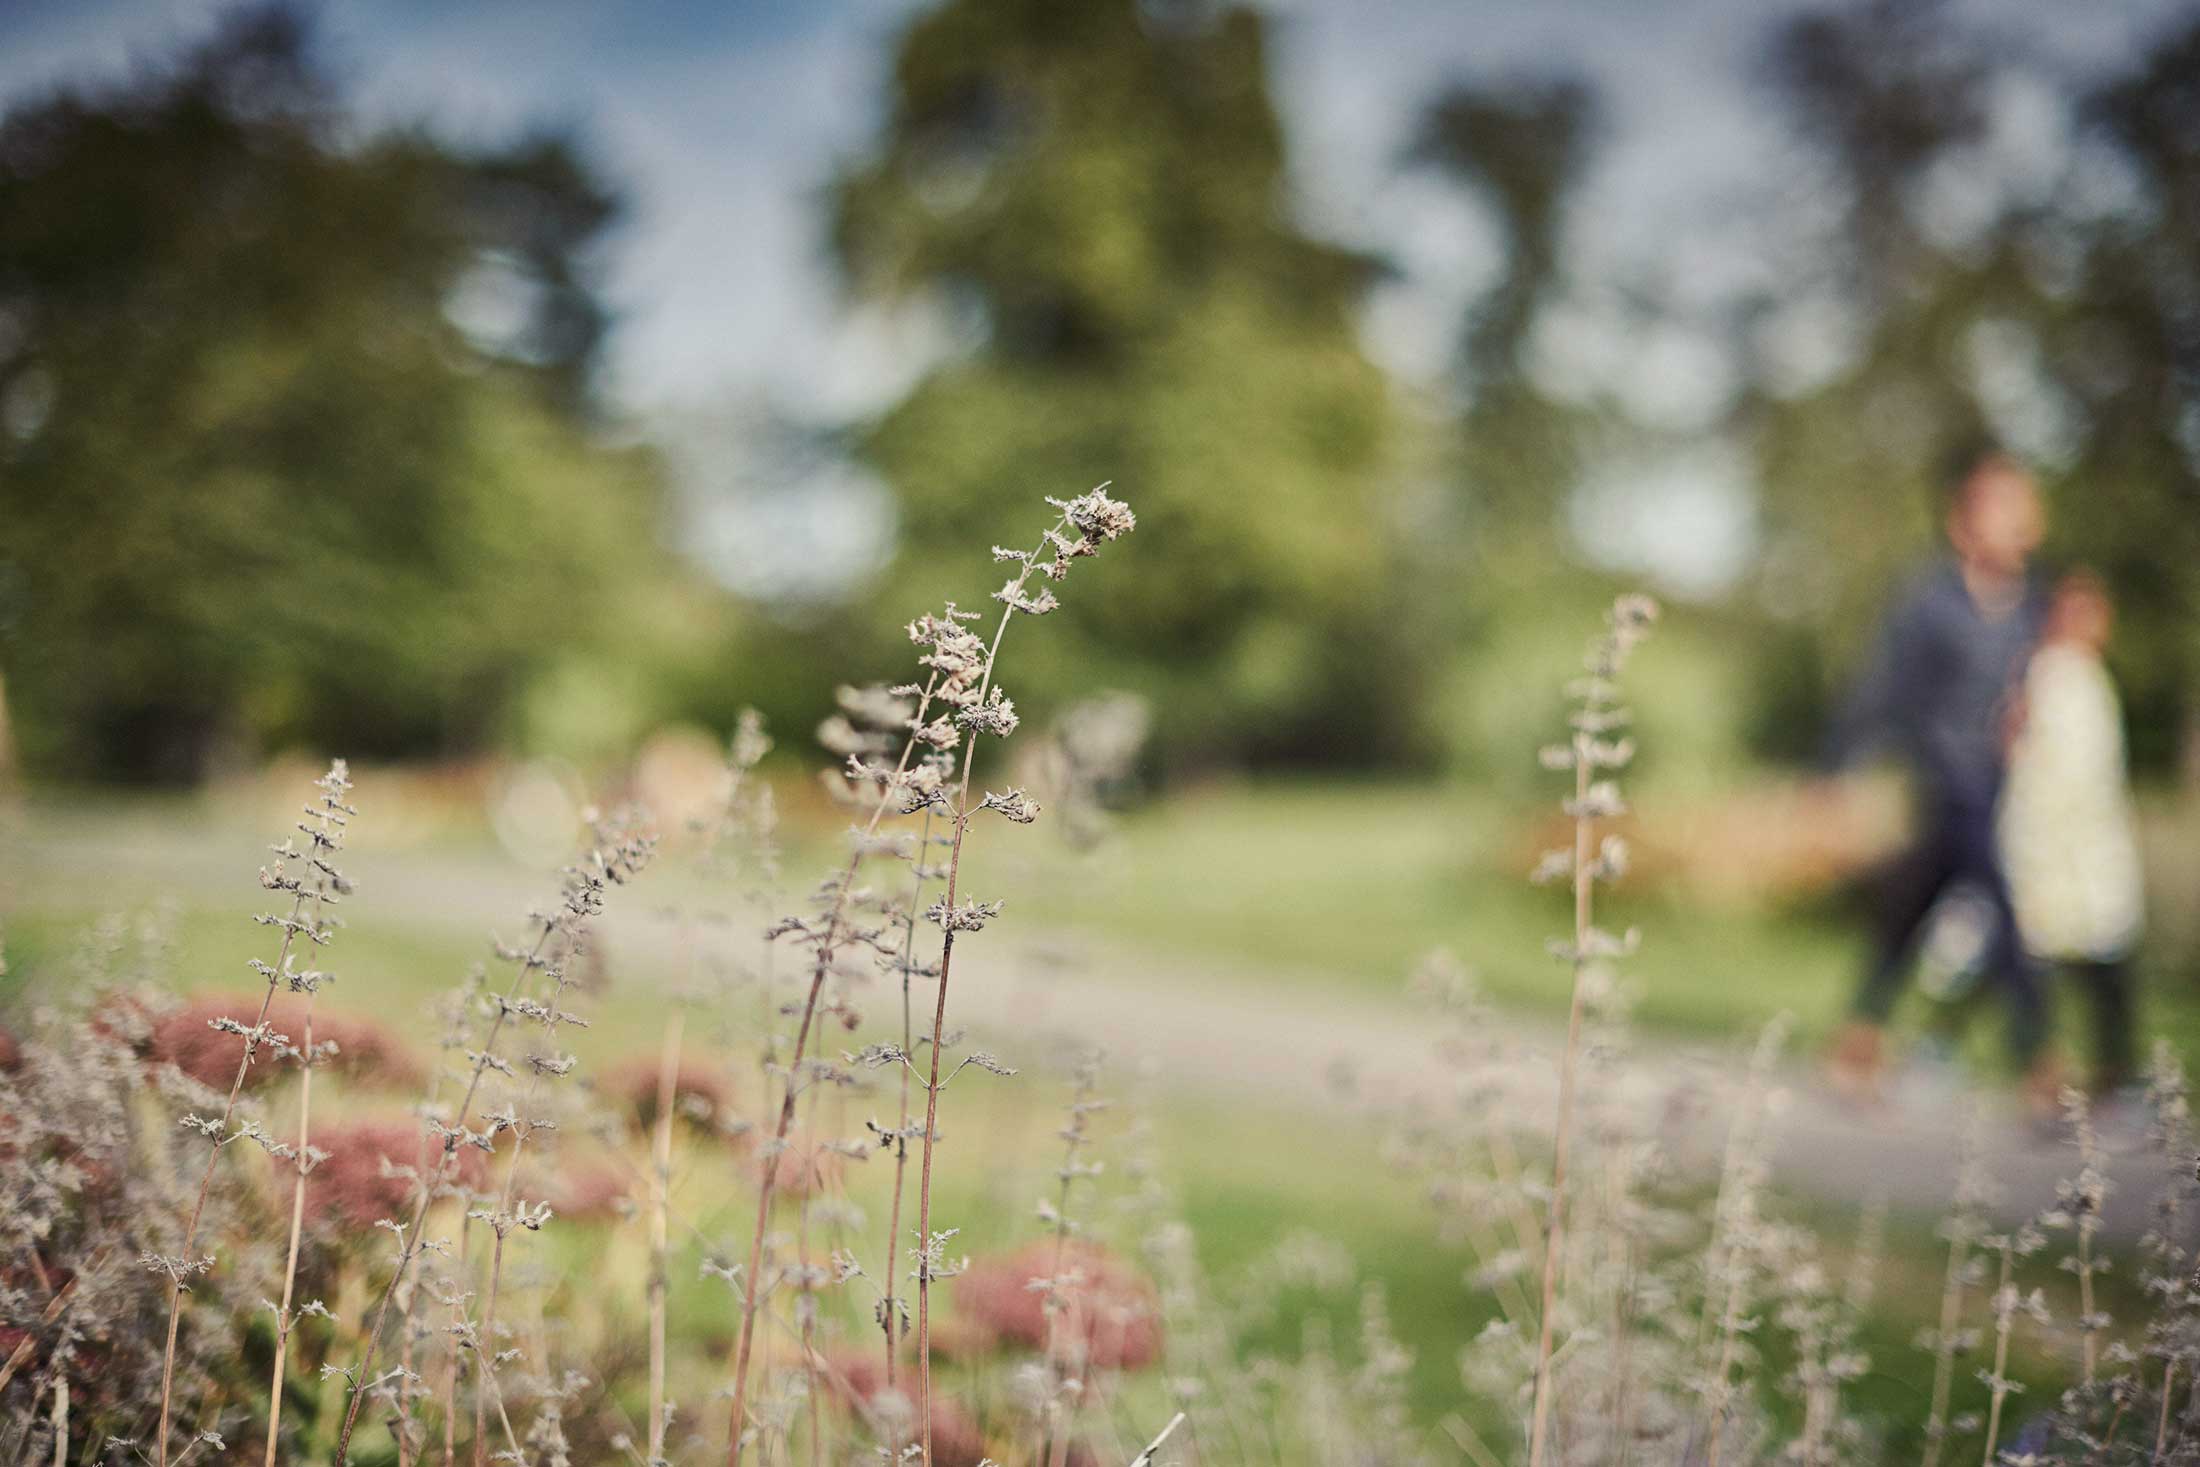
[0,1273,80,1395]
[1981,1242,2016,1467]
[1442,1412,1506,1467]
[154,994,271,1453]
[154,900,307,1467]
[2160,1362,2178,1459]
[1704,1237,1750,1467]
[471,1232,508,1467]
[914,522,1073,1464]
[1606,1149,1638,1467]
[1703,1033,1782,1467]
[1128,1411,1186,1467]
[723,676,944,1467]
[881,806,937,1399]
[470,954,575,1466]
[1526,730,1592,1467]
[1693,1130,1746,1364]
[442,1219,472,1467]
[1042,1064,1101,1467]
[397,1308,419,1467]
[1480,1121,1545,1320]
[915,927,957,1467]
[1921,1227,1971,1467]
[649,1013,684,1465]
[2103,1399,2130,1458]
[798,1091,823,1467]
[263,1004,317,1467]
[335,919,560,1464]
[2077,1211,2099,1388]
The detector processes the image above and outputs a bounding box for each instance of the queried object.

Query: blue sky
[3,0,2186,594]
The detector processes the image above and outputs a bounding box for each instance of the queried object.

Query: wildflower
[955,1241,1163,1371]
[292,1117,488,1232]
[815,1351,991,1467]
[995,580,1060,616]
[978,788,1040,824]
[956,687,1019,738]
[1051,486,1138,544]
[926,898,1004,933]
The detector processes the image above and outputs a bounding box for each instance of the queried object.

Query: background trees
[1739,0,2200,771]
[0,8,680,780]
[3,0,2195,785]
[827,0,1425,767]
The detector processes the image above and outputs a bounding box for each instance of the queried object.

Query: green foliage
[1744,0,2200,770]
[0,8,676,781]
[829,0,1426,766]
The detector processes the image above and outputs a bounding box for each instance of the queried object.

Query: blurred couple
[1820,441,2145,1119]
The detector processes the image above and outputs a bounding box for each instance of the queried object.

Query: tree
[1742,0,2200,772]
[1407,73,1605,584]
[0,7,669,780]
[2057,16,2200,773]
[829,0,1423,766]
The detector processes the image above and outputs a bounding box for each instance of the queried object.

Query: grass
[0,772,2184,1459]
[982,776,2200,1077]
[10,772,2193,1074]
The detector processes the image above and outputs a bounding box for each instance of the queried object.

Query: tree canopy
[1743,0,2200,770]
[829,0,1426,766]
[0,7,670,780]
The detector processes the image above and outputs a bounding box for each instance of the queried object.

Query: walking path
[4,801,2179,1241]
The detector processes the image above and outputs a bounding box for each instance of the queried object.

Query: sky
[2,0,2187,595]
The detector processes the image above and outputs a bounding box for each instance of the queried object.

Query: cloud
[2,0,2186,425]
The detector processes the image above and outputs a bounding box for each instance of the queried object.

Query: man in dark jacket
[1822,442,2052,1105]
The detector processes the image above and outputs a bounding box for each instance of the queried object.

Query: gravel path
[6,801,2180,1241]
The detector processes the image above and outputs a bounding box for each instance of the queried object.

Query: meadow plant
[24,561,2200,1467]
[153,760,354,1467]
[1036,1047,1109,1465]
[1,920,248,1466]
[328,808,655,1465]
[1526,593,1655,1467]
[725,485,1136,1466]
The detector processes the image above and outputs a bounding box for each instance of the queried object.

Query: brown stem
[648,1014,684,1464]
[1981,1243,2016,1467]
[881,807,936,1402]
[1606,1148,1637,1466]
[1041,1067,1095,1467]
[471,1230,507,1467]
[263,1004,316,1467]
[914,583,1030,1466]
[0,1274,80,1396]
[465,953,573,1466]
[440,1216,472,1466]
[156,926,300,1466]
[724,676,945,1466]
[914,931,955,1467]
[1921,1228,1971,1467]
[163,782,347,1467]
[2079,1219,2099,1387]
[799,1093,822,1467]
[334,917,561,1465]
[1527,732,1591,1467]
[2158,1359,2177,1460]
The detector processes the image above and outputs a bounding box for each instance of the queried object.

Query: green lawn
[0,775,2179,1456]
[981,777,2200,1079]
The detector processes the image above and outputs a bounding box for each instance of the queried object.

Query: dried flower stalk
[1526,595,1654,1467]
[154,761,354,1467]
